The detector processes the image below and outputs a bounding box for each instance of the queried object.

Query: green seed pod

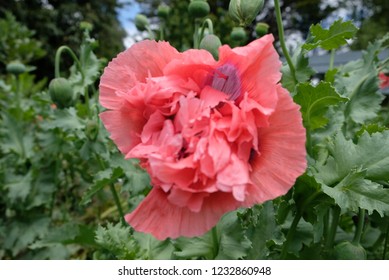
[334,241,367,260]
[229,0,265,26]
[49,78,75,109]
[199,34,222,60]
[157,3,170,19]
[255,22,269,37]
[230,27,247,42]
[188,0,210,18]
[135,14,149,31]
[6,61,26,75]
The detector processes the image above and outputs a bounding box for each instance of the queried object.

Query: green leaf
[303,19,358,51]
[81,166,124,205]
[174,211,250,259]
[41,108,84,131]
[294,81,348,130]
[3,218,50,257]
[281,46,315,92]
[315,131,389,184]
[335,34,388,129]
[322,169,389,216]
[134,232,175,260]
[0,112,34,159]
[68,35,102,96]
[95,223,140,260]
[4,171,33,204]
[244,202,285,259]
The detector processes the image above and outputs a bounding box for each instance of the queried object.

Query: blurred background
[1,0,389,80]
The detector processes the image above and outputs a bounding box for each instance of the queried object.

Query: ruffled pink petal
[99,40,180,110]
[218,35,281,113]
[164,49,217,89]
[125,187,241,240]
[99,109,145,155]
[246,85,307,205]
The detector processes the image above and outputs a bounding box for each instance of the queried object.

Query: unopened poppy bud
[229,0,264,26]
[199,34,222,60]
[49,78,75,109]
[6,61,26,75]
[188,0,210,18]
[80,21,93,32]
[334,241,367,260]
[230,27,247,42]
[157,3,170,19]
[255,22,269,37]
[135,14,149,31]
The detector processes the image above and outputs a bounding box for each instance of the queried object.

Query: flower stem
[325,206,341,249]
[54,46,84,79]
[274,0,297,84]
[193,19,201,49]
[329,49,336,70]
[211,226,219,259]
[280,211,302,259]
[199,18,214,40]
[382,220,389,259]
[109,184,126,226]
[353,208,365,245]
[96,155,126,226]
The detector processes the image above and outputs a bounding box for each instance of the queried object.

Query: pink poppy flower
[379,72,389,89]
[99,35,307,240]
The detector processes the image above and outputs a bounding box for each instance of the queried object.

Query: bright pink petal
[125,188,241,240]
[246,85,307,205]
[218,35,281,112]
[99,40,179,110]
[99,109,145,155]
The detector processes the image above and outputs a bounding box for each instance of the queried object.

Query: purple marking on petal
[210,63,241,101]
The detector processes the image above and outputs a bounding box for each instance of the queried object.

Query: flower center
[209,63,241,101]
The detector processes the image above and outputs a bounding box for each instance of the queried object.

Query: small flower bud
[334,241,367,260]
[229,0,264,26]
[6,61,26,75]
[157,3,170,19]
[49,78,75,109]
[135,14,150,31]
[188,0,210,18]
[199,34,222,60]
[80,21,93,32]
[255,22,269,37]
[230,27,247,42]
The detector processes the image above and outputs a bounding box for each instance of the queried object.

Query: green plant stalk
[14,75,22,120]
[353,208,365,245]
[329,49,335,70]
[54,46,84,80]
[145,26,155,40]
[325,206,341,249]
[280,211,302,259]
[96,155,126,226]
[109,184,126,226]
[211,226,219,259]
[193,18,201,49]
[199,18,214,40]
[280,191,321,258]
[274,0,297,84]
[383,220,389,259]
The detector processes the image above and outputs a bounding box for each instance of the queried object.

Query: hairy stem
[274,0,297,84]
[325,206,341,249]
[353,208,365,245]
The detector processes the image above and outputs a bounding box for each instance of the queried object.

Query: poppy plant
[99,34,307,240]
